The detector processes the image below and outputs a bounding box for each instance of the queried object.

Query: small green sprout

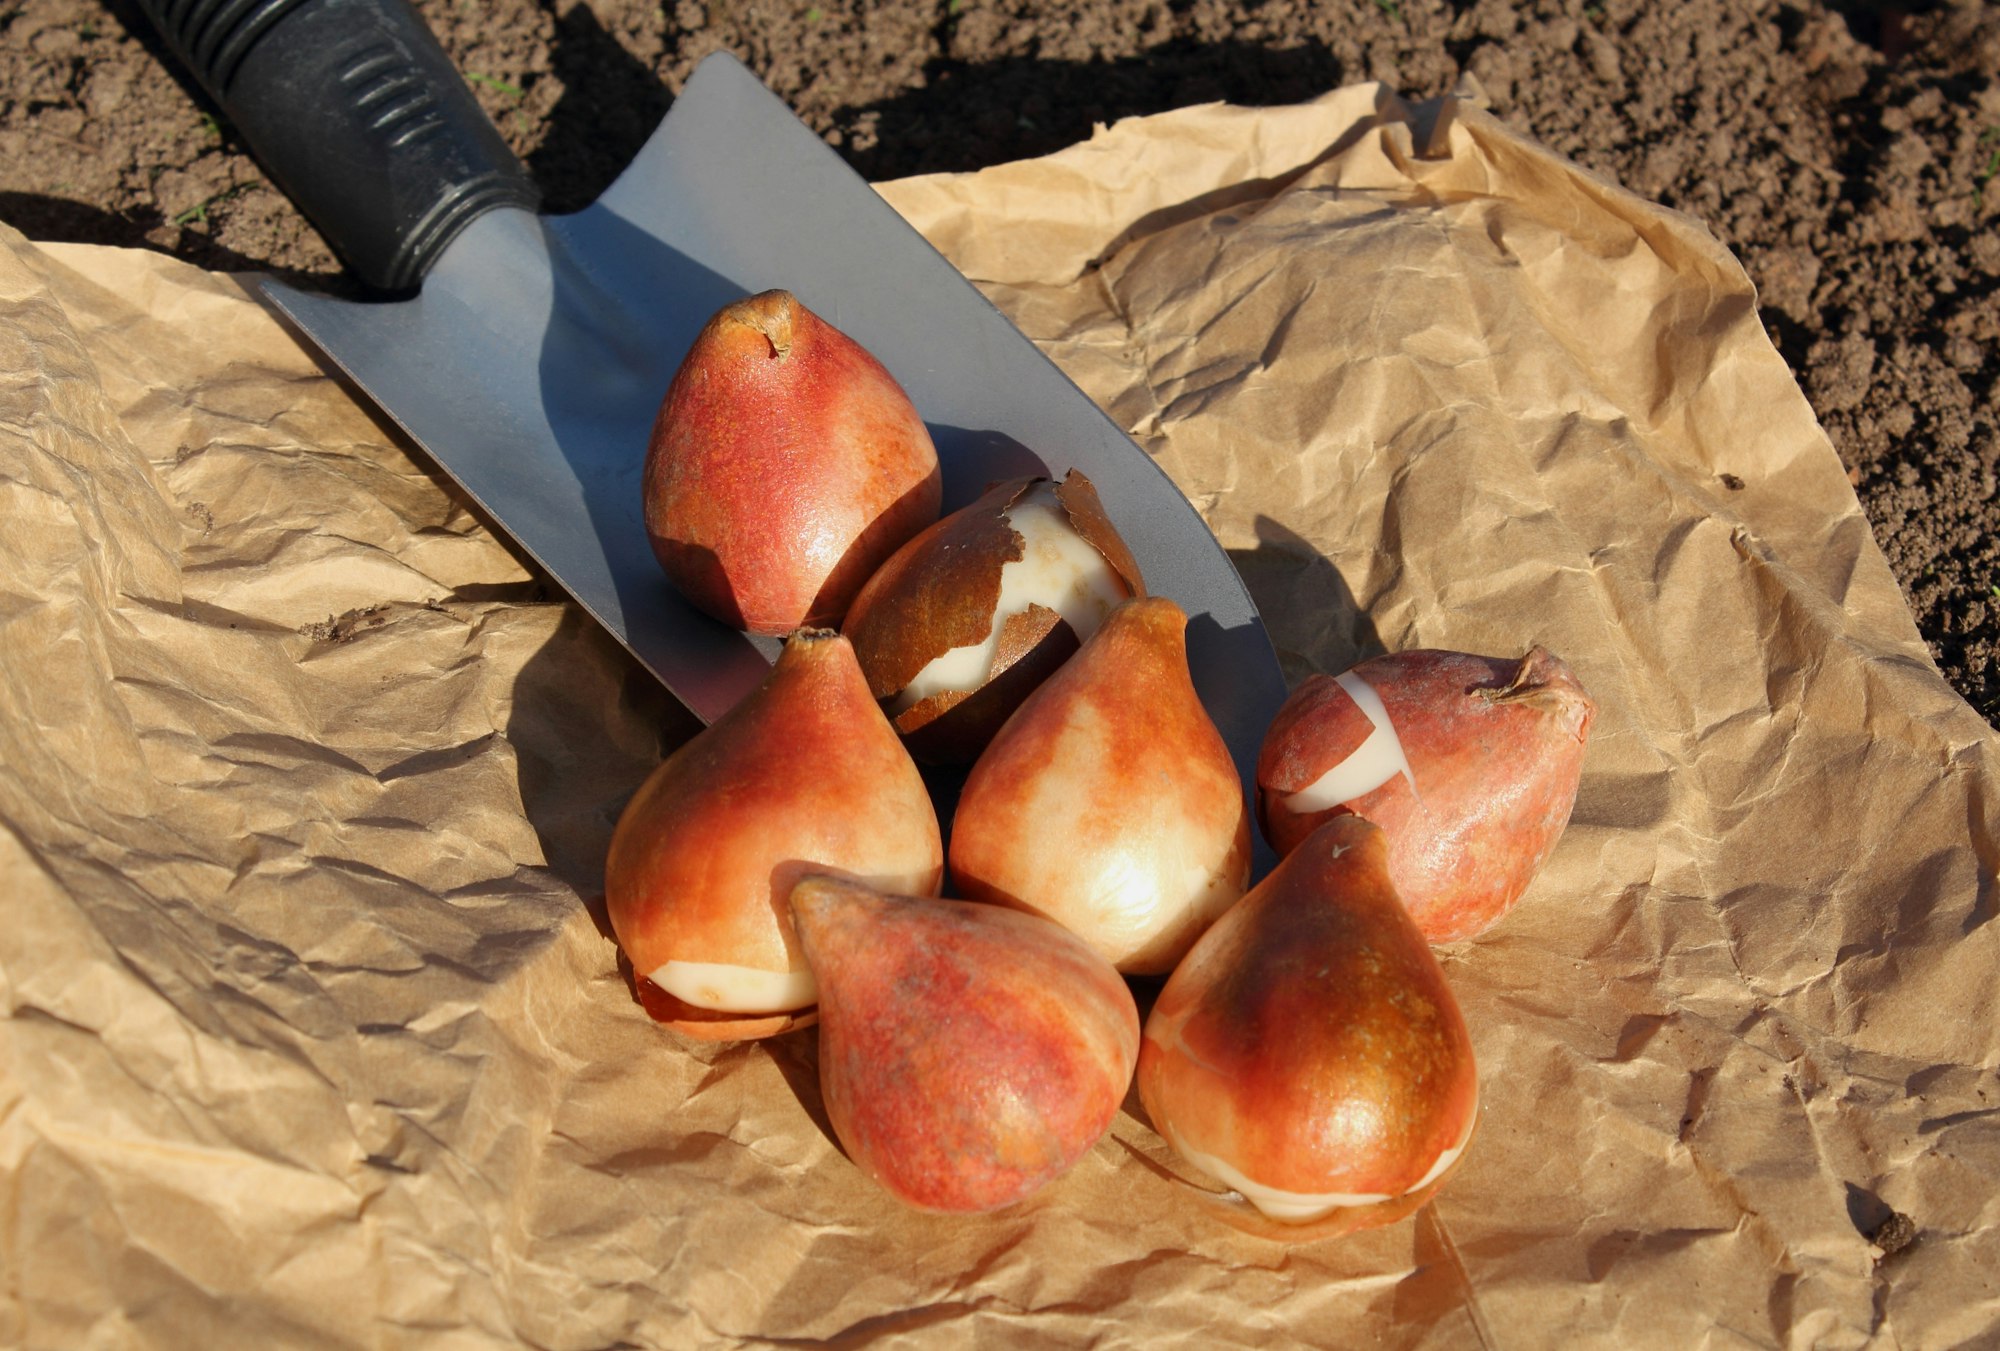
[1976,128,2000,209]
[1373,0,1402,18]
[173,183,251,227]
[805,4,824,20]
[465,72,526,99]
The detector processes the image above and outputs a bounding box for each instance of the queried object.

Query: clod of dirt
[1871,1210,1919,1264]
[300,606,388,645]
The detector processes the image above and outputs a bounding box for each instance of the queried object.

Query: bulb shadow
[1227,513,1387,685]
[762,1028,845,1160]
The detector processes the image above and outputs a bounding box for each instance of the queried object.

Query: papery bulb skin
[1256,647,1595,942]
[948,596,1250,974]
[1138,816,1479,1229]
[604,630,943,1041]
[789,874,1140,1213]
[643,289,942,634]
[842,469,1145,764]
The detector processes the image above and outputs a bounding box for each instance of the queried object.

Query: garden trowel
[132,0,1286,788]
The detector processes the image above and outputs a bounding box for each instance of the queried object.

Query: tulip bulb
[1256,647,1595,942]
[643,289,943,634]
[842,469,1145,763]
[604,630,943,1040]
[790,873,1140,1213]
[948,595,1250,974]
[1138,816,1479,1228]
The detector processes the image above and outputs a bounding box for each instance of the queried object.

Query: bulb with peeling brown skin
[1256,647,1595,943]
[1138,815,1480,1228]
[842,468,1145,763]
[948,595,1250,974]
[789,873,1140,1213]
[604,630,942,1041]
[643,289,942,635]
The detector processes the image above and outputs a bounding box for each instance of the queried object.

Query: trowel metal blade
[260,51,1286,787]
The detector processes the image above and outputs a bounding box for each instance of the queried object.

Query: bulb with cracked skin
[1138,815,1479,1229]
[947,595,1250,974]
[842,469,1145,763]
[1256,646,1595,942]
[789,873,1140,1213]
[643,288,942,635]
[604,629,942,1041]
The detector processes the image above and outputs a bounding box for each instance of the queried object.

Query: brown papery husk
[892,604,1079,763]
[843,478,1033,698]
[1053,469,1146,599]
[843,468,1145,762]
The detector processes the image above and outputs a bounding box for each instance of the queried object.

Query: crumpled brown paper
[3,82,1996,1349]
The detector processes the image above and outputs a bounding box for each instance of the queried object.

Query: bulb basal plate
[1167,1094,1477,1223]
[649,959,818,1014]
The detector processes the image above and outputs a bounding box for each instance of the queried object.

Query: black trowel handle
[131,0,539,292]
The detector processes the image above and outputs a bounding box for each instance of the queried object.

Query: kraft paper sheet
[1,82,1995,1349]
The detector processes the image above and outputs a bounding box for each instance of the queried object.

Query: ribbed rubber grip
[133,0,540,291]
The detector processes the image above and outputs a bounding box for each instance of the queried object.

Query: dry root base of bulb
[1157,1112,1480,1241]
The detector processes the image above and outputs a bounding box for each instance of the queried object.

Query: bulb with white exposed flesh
[841,469,1144,763]
[948,595,1251,974]
[1256,647,1595,943]
[1138,815,1480,1230]
[604,629,943,1041]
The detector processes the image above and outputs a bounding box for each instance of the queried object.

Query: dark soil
[5,0,1997,725]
